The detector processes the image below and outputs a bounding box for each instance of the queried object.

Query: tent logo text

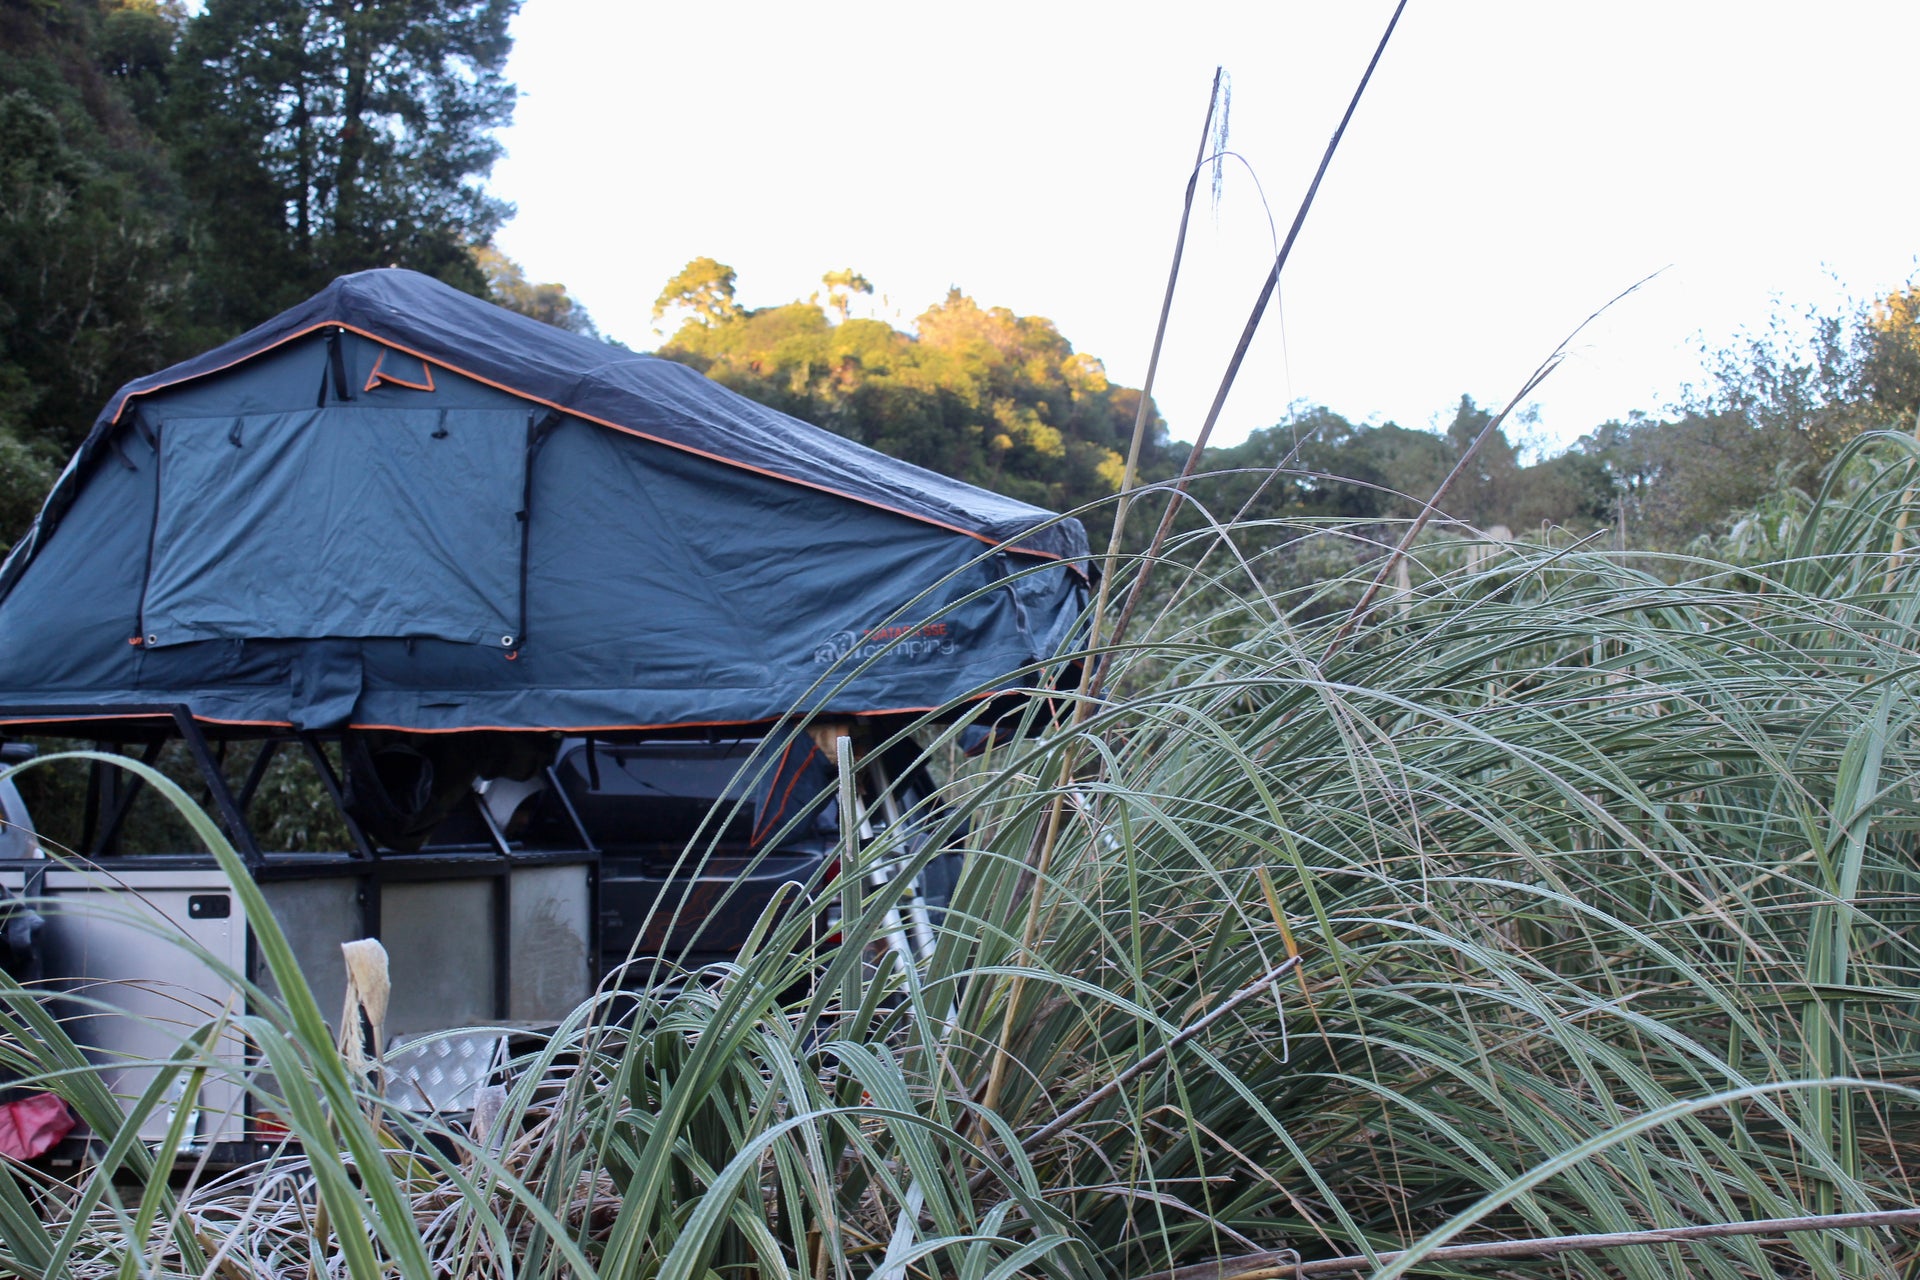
[813,622,959,666]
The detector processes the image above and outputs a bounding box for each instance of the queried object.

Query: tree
[0,89,183,443]
[472,243,600,337]
[1855,286,1920,429]
[1587,287,1920,549]
[0,0,195,550]
[168,0,518,326]
[652,263,1159,529]
[1199,399,1613,553]
[95,0,187,124]
[1578,410,1812,549]
[1682,287,1920,466]
[819,268,872,323]
[652,256,743,329]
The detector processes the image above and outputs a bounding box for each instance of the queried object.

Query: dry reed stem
[982,0,1410,1138]
[977,65,1227,1131]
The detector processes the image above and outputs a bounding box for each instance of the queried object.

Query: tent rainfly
[0,269,1089,736]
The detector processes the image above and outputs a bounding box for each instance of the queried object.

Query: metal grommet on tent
[500,635,514,647]
[146,634,158,646]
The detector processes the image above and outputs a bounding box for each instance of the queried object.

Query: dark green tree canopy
[1202,398,1614,541]
[169,0,519,324]
[0,0,194,538]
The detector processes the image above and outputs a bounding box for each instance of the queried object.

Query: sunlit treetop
[653,260,1162,520]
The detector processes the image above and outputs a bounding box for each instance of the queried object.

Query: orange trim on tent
[0,685,1026,736]
[0,712,291,729]
[108,322,341,425]
[105,321,1074,567]
[362,347,435,393]
[350,685,1022,734]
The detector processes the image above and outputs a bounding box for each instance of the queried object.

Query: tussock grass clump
[6,443,1920,1277]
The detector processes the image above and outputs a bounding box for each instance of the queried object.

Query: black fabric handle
[317,328,353,406]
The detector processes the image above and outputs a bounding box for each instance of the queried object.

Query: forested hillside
[654,258,1167,517]
[1180,286,1920,555]
[653,251,1920,552]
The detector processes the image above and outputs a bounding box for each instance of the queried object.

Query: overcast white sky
[488,1,1920,454]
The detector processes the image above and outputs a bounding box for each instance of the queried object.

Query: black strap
[318,328,353,406]
[513,411,564,648]
[528,409,564,456]
[330,328,351,402]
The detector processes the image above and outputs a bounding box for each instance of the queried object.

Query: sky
[488,1,1920,455]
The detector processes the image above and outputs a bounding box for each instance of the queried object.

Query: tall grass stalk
[982,59,1228,1135]
[984,7,1411,1132]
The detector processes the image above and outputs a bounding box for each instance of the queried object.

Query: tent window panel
[142,407,528,647]
[363,347,436,393]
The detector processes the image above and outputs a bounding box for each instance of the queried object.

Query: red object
[252,1110,292,1141]
[0,1092,74,1160]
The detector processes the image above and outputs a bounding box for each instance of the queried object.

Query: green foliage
[0,2,189,413]
[1855,288,1920,424]
[818,266,872,322]
[0,425,54,557]
[10,737,353,859]
[165,0,520,327]
[472,242,601,337]
[1570,285,1920,552]
[0,0,193,550]
[1579,409,1811,549]
[651,254,743,328]
[93,0,185,124]
[1185,291,1920,561]
[1687,291,1920,456]
[1205,406,1449,523]
[656,265,1165,525]
[0,86,186,449]
[1192,399,1616,575]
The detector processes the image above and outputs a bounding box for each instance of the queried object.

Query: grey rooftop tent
[0,269,1088,735]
